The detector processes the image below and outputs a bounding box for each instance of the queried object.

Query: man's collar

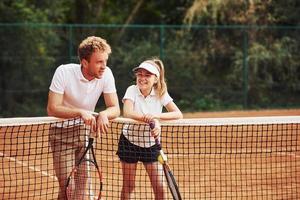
[79,65,88,82]
[79,66,96,82]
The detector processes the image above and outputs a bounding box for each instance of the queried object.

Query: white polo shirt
[49,63,116,111]
[122,85,173,147]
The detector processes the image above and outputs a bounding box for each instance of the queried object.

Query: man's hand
[96,111,110,137]
[80,110,97,133]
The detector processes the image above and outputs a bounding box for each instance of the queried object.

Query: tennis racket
[149,122,182,200]
[65,137,102,200]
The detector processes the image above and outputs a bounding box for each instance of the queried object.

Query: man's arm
[96,92,120,134]
[47,91,96,126]
[47,91,79,118]
[100,92,120,119]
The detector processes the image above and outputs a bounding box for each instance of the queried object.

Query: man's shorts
[49,125,87,148]
[117,134,160,163]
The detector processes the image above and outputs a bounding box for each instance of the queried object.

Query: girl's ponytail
[151,58,167,98]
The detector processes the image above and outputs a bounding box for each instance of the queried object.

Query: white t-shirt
[122,85,173,147]
[49,63,116,111]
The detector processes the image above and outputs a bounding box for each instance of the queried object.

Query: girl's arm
[123,99,183,122]
[123,99,145,121]
[157,101,183,120]
[123,99,155,123]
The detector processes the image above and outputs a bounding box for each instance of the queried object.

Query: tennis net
[0,116,299,199]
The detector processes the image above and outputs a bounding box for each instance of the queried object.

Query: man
[47,36,120,199]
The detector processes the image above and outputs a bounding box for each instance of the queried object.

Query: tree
[182,0,300,108]
[0,0,64,116]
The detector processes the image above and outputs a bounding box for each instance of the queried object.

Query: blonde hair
[145,58,167,98]
[78,36,112,61]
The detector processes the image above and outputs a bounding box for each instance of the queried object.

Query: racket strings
[67,161,101,200]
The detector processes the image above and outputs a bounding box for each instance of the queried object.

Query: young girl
[117,58,183,199]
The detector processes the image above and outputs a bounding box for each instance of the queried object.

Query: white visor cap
[133,62,160,77]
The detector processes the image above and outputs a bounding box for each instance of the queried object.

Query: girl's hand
[142,114,155,123]
[150,119,161,139]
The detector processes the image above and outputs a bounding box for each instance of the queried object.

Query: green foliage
[0,0,62,117]
[246,35,300,106]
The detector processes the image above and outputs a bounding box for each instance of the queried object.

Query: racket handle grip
[149,121,162,148]
[149,121,155,129]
